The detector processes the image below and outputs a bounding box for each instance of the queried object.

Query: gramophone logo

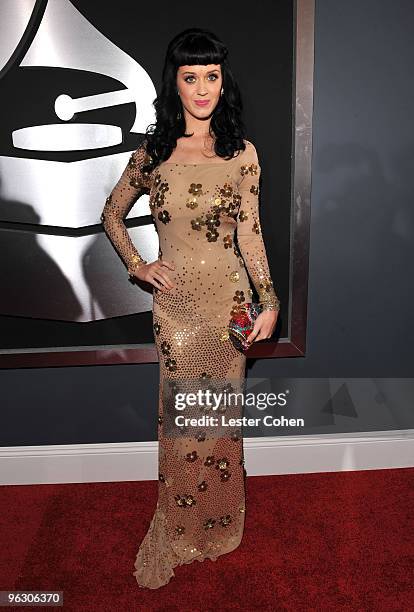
[0,0,158,322]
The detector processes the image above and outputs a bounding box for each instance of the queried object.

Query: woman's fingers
[159,258,175,271]
[248,330,267,344]
[151,276,166,291]
[246,325,260,344]
[152,270,174,291]
[153,259,175,290]
[152,267,174,289]
[135,259,175,291]
[247,315,278,344]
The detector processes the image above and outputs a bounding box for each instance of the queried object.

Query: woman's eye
[184,74,219,83]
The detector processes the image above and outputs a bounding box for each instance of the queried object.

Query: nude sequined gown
[101,138,279,589]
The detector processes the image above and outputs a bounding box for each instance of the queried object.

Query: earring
[221,88,224,96]
[177,89,182,119]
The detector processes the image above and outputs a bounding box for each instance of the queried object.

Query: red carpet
[0,468,413,611]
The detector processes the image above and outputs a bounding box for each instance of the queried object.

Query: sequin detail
[100,139,279,591]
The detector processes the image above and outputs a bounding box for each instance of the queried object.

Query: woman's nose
[197,83,208,95]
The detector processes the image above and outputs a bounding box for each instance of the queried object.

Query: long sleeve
[236,141,280,312]
[101,142,152,274]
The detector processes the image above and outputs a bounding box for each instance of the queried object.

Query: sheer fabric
[101,139,279,589]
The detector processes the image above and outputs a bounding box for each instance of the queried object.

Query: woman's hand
[246,310,278,345]
[131,258,176,292]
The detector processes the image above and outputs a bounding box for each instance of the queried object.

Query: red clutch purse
[228,302,263,353]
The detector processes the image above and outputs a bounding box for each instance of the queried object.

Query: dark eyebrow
[181,69,220,75]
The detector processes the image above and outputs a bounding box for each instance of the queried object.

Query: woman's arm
[100,141,152,277]
[236,141,280,312]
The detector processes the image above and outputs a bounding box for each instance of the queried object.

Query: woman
[101,27,280,589]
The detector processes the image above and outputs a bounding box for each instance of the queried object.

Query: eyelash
[184,74,219,83]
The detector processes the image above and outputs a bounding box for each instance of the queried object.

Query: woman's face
[176,64,222,121]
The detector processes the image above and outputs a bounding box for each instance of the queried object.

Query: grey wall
[1,0,414,446]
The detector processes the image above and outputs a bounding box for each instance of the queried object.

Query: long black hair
[142,27,246,172]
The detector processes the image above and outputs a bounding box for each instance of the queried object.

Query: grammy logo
[0,0,158,321]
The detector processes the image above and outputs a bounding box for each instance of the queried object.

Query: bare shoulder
[241,139,260,164]
[243,138,257,159]
[242,138,255,149]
